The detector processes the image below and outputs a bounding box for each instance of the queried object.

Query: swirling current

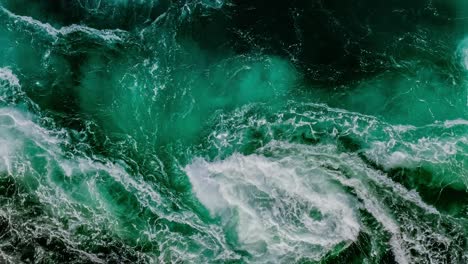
[0,0,467,263]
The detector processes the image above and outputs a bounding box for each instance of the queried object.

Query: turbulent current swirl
[0,0,467,263]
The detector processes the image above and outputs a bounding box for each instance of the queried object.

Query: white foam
[186,142,360,262]
[457,37,468,70]
[444,119,468,127]
[0,68,20,87]
[1,7,126,43]
[369,135,467,171]
[0,67,23,106]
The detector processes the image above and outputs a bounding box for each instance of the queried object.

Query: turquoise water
[0,0,467,263]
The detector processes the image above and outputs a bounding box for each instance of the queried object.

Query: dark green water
[0,0,467,263]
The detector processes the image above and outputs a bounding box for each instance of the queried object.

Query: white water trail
[0,6,127,43]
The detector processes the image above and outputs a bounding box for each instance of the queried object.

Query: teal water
[0,0,467,263]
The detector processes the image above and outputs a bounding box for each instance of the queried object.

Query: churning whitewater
[0,0,467,263]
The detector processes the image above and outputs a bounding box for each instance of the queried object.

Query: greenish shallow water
[0,0,467,263]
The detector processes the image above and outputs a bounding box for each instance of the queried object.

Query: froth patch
[0,68,19,87]
[457,37,468,71]
[185,143,360,262]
